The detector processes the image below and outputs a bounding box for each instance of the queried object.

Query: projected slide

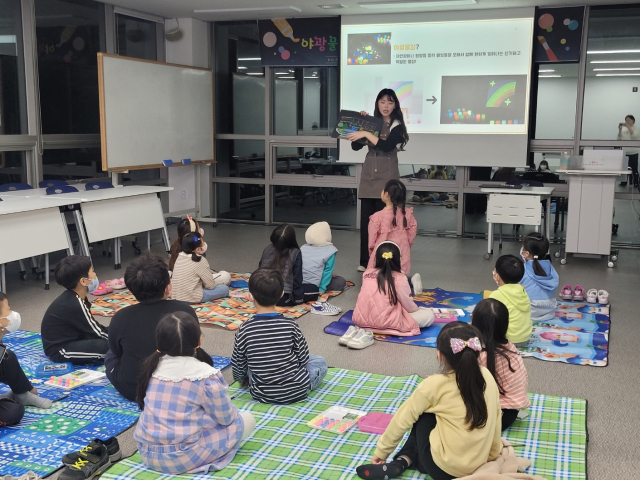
[341,19,533,134]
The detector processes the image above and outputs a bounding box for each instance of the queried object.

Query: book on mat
[332,110,383,145]
[308,406,367,434]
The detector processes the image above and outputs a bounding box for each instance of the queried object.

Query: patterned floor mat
[0,331,231,478]
[91,273,354,331]
[325,289,609,366]
[101,368,587,480]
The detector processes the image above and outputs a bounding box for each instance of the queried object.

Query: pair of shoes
[105,278,125,290]
[91,283,113,296]
[339,326,374,349]
[411,273,423,296]
[309,302,342,316]
[356,266,366,272]
[586,289,609,304]
[60,438,121,480]
[560,285,584,301]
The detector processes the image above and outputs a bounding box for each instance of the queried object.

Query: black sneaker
[62,438,121,467]
[59,443,111,480]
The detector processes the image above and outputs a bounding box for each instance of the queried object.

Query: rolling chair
[0,182,32,192]
[39,180,68,188]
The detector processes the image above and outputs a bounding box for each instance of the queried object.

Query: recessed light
[539,69,555,73]
[596,73,640,76]
[539,75,561,78]
[195,6,302,13]
[590,60,640,64]
[593,67,640,71]
[246,73,264,75]
[588,49,640,54]
[238,58,261,61]
[359,0,477,9]
[319,4,346,8]
[238,66,248,70]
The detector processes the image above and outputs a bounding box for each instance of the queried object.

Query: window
[0,150,27,184]
[273,146,353,177]
[214,22,264,135]
[582,6,640,140]
[215,139,265,178]
[273,185,356,227]
[400,165,457,181]
[273,67,338,136]
[0,0,27,134]
[35,0,103,134]
[534,64,579,139]
[42,147,106,181]
[216,183,265,222]
[116,14,157,60]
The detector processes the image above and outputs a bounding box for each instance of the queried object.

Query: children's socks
[356,457,409,479]
[15,391,52,409]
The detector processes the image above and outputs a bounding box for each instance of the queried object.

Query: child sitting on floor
[171,232,230,303]
[367,179,422,293]
[486,254,532,346]
[520,232,559,322]
[1,292,52,426]
[168,216,202,272]
[300,221,346,294]
[41,256,109,364]
[356,322,502,480]
[232,269,327,404]
[259,224,319,306]
[472,298,530,431]
[349,242,434,348]
[134,311,255,474]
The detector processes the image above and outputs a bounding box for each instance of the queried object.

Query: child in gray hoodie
[300,222,346,293]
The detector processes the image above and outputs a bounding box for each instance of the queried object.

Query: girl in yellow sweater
[356,322,502,480]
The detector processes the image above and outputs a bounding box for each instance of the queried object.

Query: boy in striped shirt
[232,269,327,404]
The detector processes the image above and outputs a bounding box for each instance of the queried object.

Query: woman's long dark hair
[384,179,408,228]
[471,299,514,396]
[169,218,201,270]
[373,242,402,305]
[266,224,299,274]
[374,88,409,151]
[437,322,488,430]
[136,311,213,410]
[182,232,204,263]
[523,232,550,277]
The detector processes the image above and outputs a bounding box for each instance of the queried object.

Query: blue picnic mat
[324,288,480,347]
[325,289,610,366]
[0,331,231,477]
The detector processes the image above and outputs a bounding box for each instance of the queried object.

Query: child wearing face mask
[1,292,53,425]
[171,232,230,303]
[41,256,109,364]
[537,160,550,172]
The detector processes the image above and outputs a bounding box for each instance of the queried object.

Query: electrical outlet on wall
[181,190,187,199]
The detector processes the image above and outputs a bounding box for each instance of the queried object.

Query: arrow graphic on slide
[426,96,438,104]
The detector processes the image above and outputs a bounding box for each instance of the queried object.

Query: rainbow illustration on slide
[486,80,516,108]
[390,81,413,103]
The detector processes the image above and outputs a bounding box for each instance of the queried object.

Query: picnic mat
[326,288,610,366]
[91,273,354,331]
[101,368,587,480]
[0,331,231,478]
[324,288,481,347]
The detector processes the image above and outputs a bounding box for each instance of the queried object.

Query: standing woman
[347,89,409,272]
[617,115,639,188]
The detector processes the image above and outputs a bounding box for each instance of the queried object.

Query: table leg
[161,226,171,252]
[486,221,494,258]
[45,253,50,290]
[1,264,5,293]
[61,211,74,255]
[73,210,91,260]
[147,231,151,251]
[545,195,552,238]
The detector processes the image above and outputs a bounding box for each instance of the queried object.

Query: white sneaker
[411,273,423,296]
[339,325,360,345]
[357,266,366,272]
[310,302,342,316]
[347,329,375,349]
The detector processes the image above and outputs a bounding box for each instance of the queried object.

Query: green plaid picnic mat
[101,369,587,480]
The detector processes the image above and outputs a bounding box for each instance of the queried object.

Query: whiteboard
[98,53,213,171]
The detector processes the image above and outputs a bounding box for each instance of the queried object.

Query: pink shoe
[106,278,126,290]
[560,285,573,300]
[573,285,584,302]
[92,283,113,296]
